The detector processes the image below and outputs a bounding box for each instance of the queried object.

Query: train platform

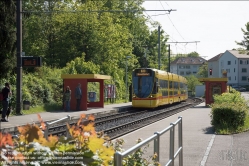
[0,102,132,130]
[118,102,249,166]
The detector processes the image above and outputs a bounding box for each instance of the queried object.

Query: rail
[114,116,183,166]
[44,115,71,139]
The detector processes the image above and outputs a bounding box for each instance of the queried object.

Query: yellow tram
[132,68,188,108]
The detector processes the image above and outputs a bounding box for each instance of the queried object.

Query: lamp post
[125,56,131,102]
[16,0,22,115]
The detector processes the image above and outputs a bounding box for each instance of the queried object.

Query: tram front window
[133,76,153,98]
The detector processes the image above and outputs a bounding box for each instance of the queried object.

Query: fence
[114,116,183,166]
[44,115,71,139]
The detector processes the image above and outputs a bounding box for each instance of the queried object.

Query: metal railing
[44,115,71,139]
[114,116,183,166]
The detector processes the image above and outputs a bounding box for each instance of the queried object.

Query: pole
[168,44,170,72]
[16,0,22,115]
[158,26,161,70]
[125,59,128,103]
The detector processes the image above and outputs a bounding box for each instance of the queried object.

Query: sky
[142,1,249,60]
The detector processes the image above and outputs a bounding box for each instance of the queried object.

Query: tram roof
[147,68,187,82]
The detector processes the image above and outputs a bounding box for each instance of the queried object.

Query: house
[170,57,206,76]
[207,50,249,86]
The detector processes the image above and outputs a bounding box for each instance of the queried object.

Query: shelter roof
[61,74,111,80]
[199,78,228,82]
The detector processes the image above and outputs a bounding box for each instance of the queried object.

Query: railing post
[178,116,183,166]
[44,122,49,139]
[154,132,160,162]
[66,115,71,138]
[169,123,175,166]
[114,151,122,166]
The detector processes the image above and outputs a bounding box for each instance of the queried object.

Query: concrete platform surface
[0,102,132,130]
[117,102,249,166]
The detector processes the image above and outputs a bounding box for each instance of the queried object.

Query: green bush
[210,92,249,134]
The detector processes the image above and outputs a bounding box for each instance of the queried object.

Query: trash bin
[23,100,30,110]
[88,92,96,102]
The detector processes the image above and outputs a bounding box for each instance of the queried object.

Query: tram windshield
[132,69,154,98]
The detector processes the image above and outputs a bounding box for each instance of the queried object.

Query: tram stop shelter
[61,74,111,111]
[199,78,228,106]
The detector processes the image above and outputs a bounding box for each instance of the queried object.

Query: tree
[0,0,16,80]
[185,75,202,94]
[187,51,199,57]
[197,62,208,78]
[236,22,249,51]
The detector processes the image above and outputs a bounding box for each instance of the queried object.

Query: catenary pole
[16,0,22,115]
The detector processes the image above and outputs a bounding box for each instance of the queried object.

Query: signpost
[22,57,42,67]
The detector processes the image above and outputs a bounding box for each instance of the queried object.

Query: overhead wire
[143,3,186,54]
[157,1,187,54]
[160,0,199,54]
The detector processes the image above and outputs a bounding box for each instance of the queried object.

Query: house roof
[207,53,223,62]
[227,50,249,58]
[170,57,206,65]
[208,50,249,62]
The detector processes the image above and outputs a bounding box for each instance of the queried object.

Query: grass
[10,102,62,116]
[8,99,128,116]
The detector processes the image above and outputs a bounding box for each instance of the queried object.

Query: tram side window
[160,79,168,96]
[169,81,172,89]
[174,81,178,95]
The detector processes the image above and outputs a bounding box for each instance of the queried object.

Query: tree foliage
[197,62,208,78]
[185,75,202,93]
[187,51,199,57]
[236,22,249,51]
[0,0,16,80]
[2,0,175,106]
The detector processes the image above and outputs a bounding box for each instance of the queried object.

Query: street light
[125,56,131,102]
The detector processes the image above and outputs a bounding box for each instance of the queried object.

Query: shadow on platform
[202,126,215,134]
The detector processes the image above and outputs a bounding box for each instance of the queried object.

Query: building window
[227,61,231,65]
[228,77,231,81]
[234,68,235,72]
[247,60,249,64]
[242,68,247,72]
[242,76,247,81]
[180,71,184,75]
[193,71,197,74]
[240,60,243,64]
[186,71,191,75]
[185,65,190,69]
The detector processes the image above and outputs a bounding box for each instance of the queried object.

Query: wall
[195,85,205,97]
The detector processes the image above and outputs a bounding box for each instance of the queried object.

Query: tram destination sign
[22,56,42,67]
[136,69,151,76]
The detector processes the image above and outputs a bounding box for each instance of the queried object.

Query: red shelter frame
[199,78,228,106]
[61,74,111,111]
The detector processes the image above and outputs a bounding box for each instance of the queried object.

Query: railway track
[7,98,203,140]
[101,99,203,140]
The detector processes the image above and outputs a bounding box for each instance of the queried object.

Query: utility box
[88,92,96,102]
[23,100,30,110]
